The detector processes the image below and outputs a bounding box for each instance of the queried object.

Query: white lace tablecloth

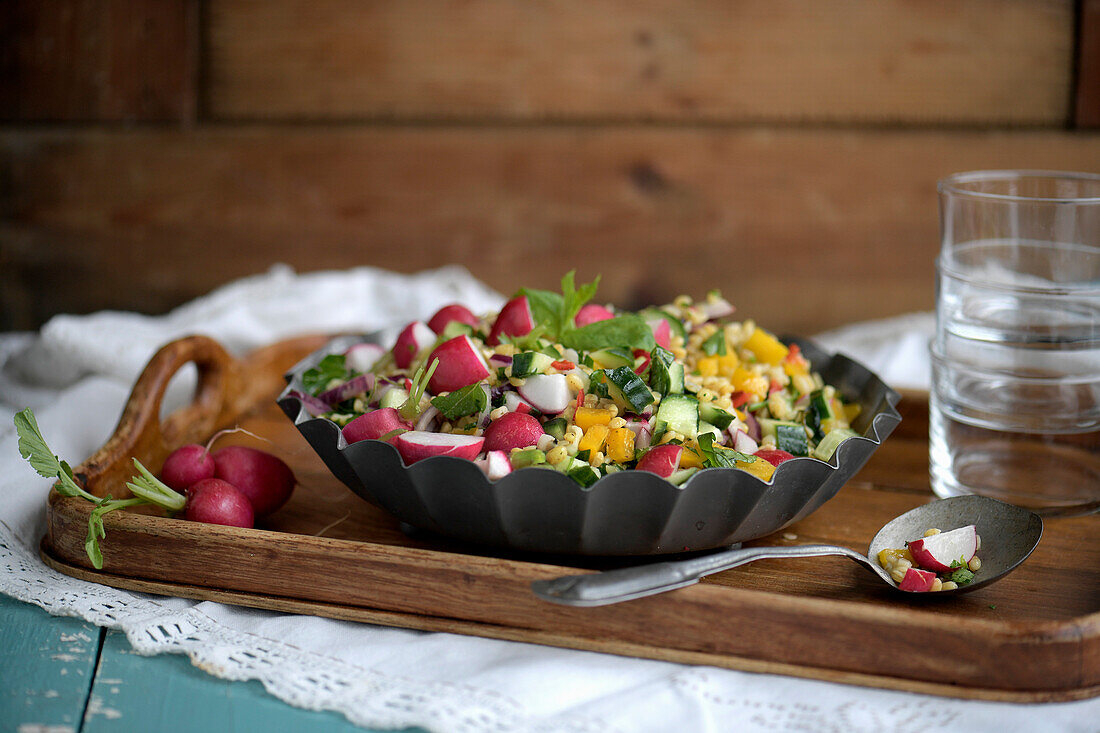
[1,265,1095,732]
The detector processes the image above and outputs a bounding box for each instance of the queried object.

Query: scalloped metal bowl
[278,334,901,556]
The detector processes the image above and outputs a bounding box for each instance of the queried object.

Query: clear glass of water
[931,170,1100,516]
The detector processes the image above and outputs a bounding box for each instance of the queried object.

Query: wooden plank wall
[2,0,1098,336]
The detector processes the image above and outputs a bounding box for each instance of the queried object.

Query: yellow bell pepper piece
[731,367,768,400]
[736,456,775,481]
[743,327,789,365]
[717,352,740,377]
[606,428,635,463]
[679,445,705,469]
[574,406,613,431]
[696,356,719,377]
[844,402,862,423]
[782,360,809,378]
[578,424,609,454]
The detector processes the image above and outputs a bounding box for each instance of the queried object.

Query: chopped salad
[292,273,861,487]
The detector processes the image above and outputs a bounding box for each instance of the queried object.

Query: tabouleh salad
[290,273,862,487]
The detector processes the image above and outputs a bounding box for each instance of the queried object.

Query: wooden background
[2,0,1099,336]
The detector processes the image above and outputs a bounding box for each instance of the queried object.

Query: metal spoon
[531,495,1043,607]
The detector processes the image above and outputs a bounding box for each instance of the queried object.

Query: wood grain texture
[5,127,1100,334]
[0,0,198,122]
[1077,0,1100,127]
[39,336,1100,701]
[206,0,1075,124]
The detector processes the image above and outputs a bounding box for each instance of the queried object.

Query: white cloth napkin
[1,265,1094,732]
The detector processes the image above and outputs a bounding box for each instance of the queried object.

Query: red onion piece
[318,373,376,405]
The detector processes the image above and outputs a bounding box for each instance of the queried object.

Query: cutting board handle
[78,335,241,495]
[76,333,328,497]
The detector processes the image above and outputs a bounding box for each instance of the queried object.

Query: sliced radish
[392,321,437,369]
[504,391,534,414]
[732,429,758,454]
[343,408,410,444]
[647,319,672,349]
[344,342,385,373]
[393,431,485,464]
[574,303,614,327]
[907,525,978,573]
[699,296,735,321]
[517,374,571,414]
[475,450,513,480]
[488,295,534,345]
[427,303,480,334]
[898,567,937,592]
[636,444,683,478]
[426,334,491,393]
[754,448,796,467]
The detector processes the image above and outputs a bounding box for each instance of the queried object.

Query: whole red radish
[427,304,479,334]
[184,478,255,528]
[483,412,544,454]
[636,444,683,478]
[487,295,535,345]
[343,407,410,444]
[426,334,490,393]
[754,449,796,467]
[160,443,215,491]
[212,446,296,518]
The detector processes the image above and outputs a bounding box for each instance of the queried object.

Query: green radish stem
[399,358,440,422]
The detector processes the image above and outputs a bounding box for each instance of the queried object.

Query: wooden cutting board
[40,335,1100,702]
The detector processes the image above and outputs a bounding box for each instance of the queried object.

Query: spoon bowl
[532,495,1043,606]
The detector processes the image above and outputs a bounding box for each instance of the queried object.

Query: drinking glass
[930,170,1100,516]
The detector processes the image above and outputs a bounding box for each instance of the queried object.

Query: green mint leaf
[702,331,727,356]
[518,288,564,335]
[519,271,601,342]
[695,433,755,468]
[950,566,975,585]
[302,354,351,394]
[560,271,601,332]
[501,324,547,352]
[430,383,488,421]
[560,314,656,352]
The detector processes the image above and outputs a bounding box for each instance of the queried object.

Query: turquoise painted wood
[82,630,426,733]
[0,593,101,732]
[1,594,427,732]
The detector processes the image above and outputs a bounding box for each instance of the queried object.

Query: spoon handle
[531,544,865,607]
